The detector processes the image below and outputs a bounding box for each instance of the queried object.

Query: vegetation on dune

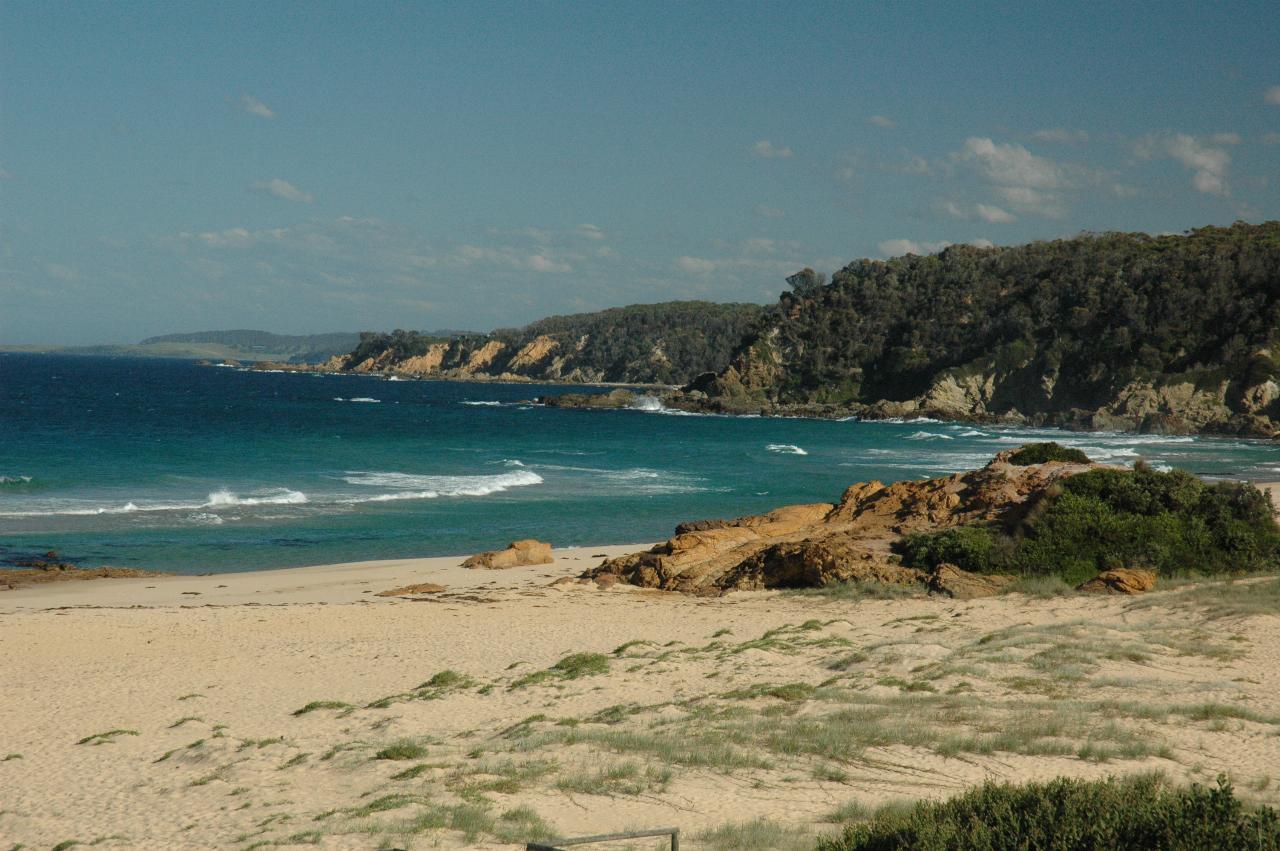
[898,462,1280,586]
[817,774,1280,851]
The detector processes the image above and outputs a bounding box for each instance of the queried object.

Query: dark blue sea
[2,353,1277,574]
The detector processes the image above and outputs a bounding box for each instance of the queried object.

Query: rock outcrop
[585,450,1095,595]
[1076,568,1157,595]
[928,563,1018,599]
[462,539,554,570]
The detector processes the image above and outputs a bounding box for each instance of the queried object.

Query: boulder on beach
[462,539,554,569]
[927,563,1018,599]
[1076,568,1157,595]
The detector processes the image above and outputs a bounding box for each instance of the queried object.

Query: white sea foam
[630,396,664,412]
[766,443,809,455]
[204,488,308,507]
[462,400,503,406]
[501,459,525,467]
[957,429,987,437]
[0,475,33,484]
[341,469,543,499]
[907,431,953,440]
[349,397,380,403]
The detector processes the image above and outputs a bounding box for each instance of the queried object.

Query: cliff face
[312,301,765,386]
[671,223,1280,438]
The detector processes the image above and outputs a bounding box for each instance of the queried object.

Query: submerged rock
[462,539,554,569]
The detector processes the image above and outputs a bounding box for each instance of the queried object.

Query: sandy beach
[3,539,1279,850]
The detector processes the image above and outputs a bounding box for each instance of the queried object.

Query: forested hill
[680,221,1280,437]
[324,301,765,385]
[141,330,360,362]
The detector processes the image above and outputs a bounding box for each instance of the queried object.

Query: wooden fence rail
[527,826,679,851]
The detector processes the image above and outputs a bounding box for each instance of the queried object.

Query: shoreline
[0,542,653,612]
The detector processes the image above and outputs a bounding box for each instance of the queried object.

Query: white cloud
[938,200,1015,223]
[753,204,785,218]
[1164,133,1231,196]
[1030,128,1088,144]
[750,140,793,159]
[239,93,276,119]
[1263,132,1280,145]
[878,238,992,257]
[867,115,896,128]
[974,203,1015,223]
[45,263,80,281]
[251,178,314,203]
[527,254,571,273]
[1265,85,1280,105]
[1210,132,1242,146]
[575,223,606,241]
[0,167,11,180]
[958,137,1062,189]
[676,256,718,274]
[742,238,777,254]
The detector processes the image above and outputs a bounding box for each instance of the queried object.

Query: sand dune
[2,545,1279,849]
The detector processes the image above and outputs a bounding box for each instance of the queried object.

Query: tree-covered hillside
[685,222,1280,436]
[334,301,765,385]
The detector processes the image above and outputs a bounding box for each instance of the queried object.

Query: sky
[1,2,1279,344]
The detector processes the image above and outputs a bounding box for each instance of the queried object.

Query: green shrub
[897,526,1006,573]
[817,774,1280,851]
[1008,442,1092,465]
[897,465,1280,585]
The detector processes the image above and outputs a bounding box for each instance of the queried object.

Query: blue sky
[2,2,1278,344]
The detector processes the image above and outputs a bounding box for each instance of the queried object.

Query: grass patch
[76,729,138,746]
[374,740,428,761]
[291,700,354,716]
[697,817,814,851]
[511,652,610,688]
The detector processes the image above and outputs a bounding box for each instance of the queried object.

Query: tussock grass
[373,740,428,761]
[696,817,814,851]
[554,760,672,796]
[785,581,923,602]
[511,652,609,688]
[291,700,354,716]
[76,729,138,746]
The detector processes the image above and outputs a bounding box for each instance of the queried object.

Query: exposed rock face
[462,539,554,570]
[508,335,559,370]
[464,340,506,373]
[928,564,1017,599]
[585,451,1096,595]
[1076,568,1157,595]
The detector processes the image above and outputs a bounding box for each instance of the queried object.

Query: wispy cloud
[1265,85,1280,106]
[239,93,276,119]
[867,115,896,128]
[251,178,314,203]
[0,166,11,180]
[575,223,606,241]
[937,200,1016,224]
[1030,128,1088,144]
[1137,133,1232,196]
[750,139,793,159]
[1210,132,1242,146]
[955,137,1066,217]
[753,204,785,218]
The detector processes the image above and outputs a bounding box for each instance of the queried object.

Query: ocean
[2,353,1277,574]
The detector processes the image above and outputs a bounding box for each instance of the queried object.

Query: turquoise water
[2,353,1277,574]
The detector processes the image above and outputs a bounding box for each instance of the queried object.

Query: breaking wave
[767,444,809,455]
